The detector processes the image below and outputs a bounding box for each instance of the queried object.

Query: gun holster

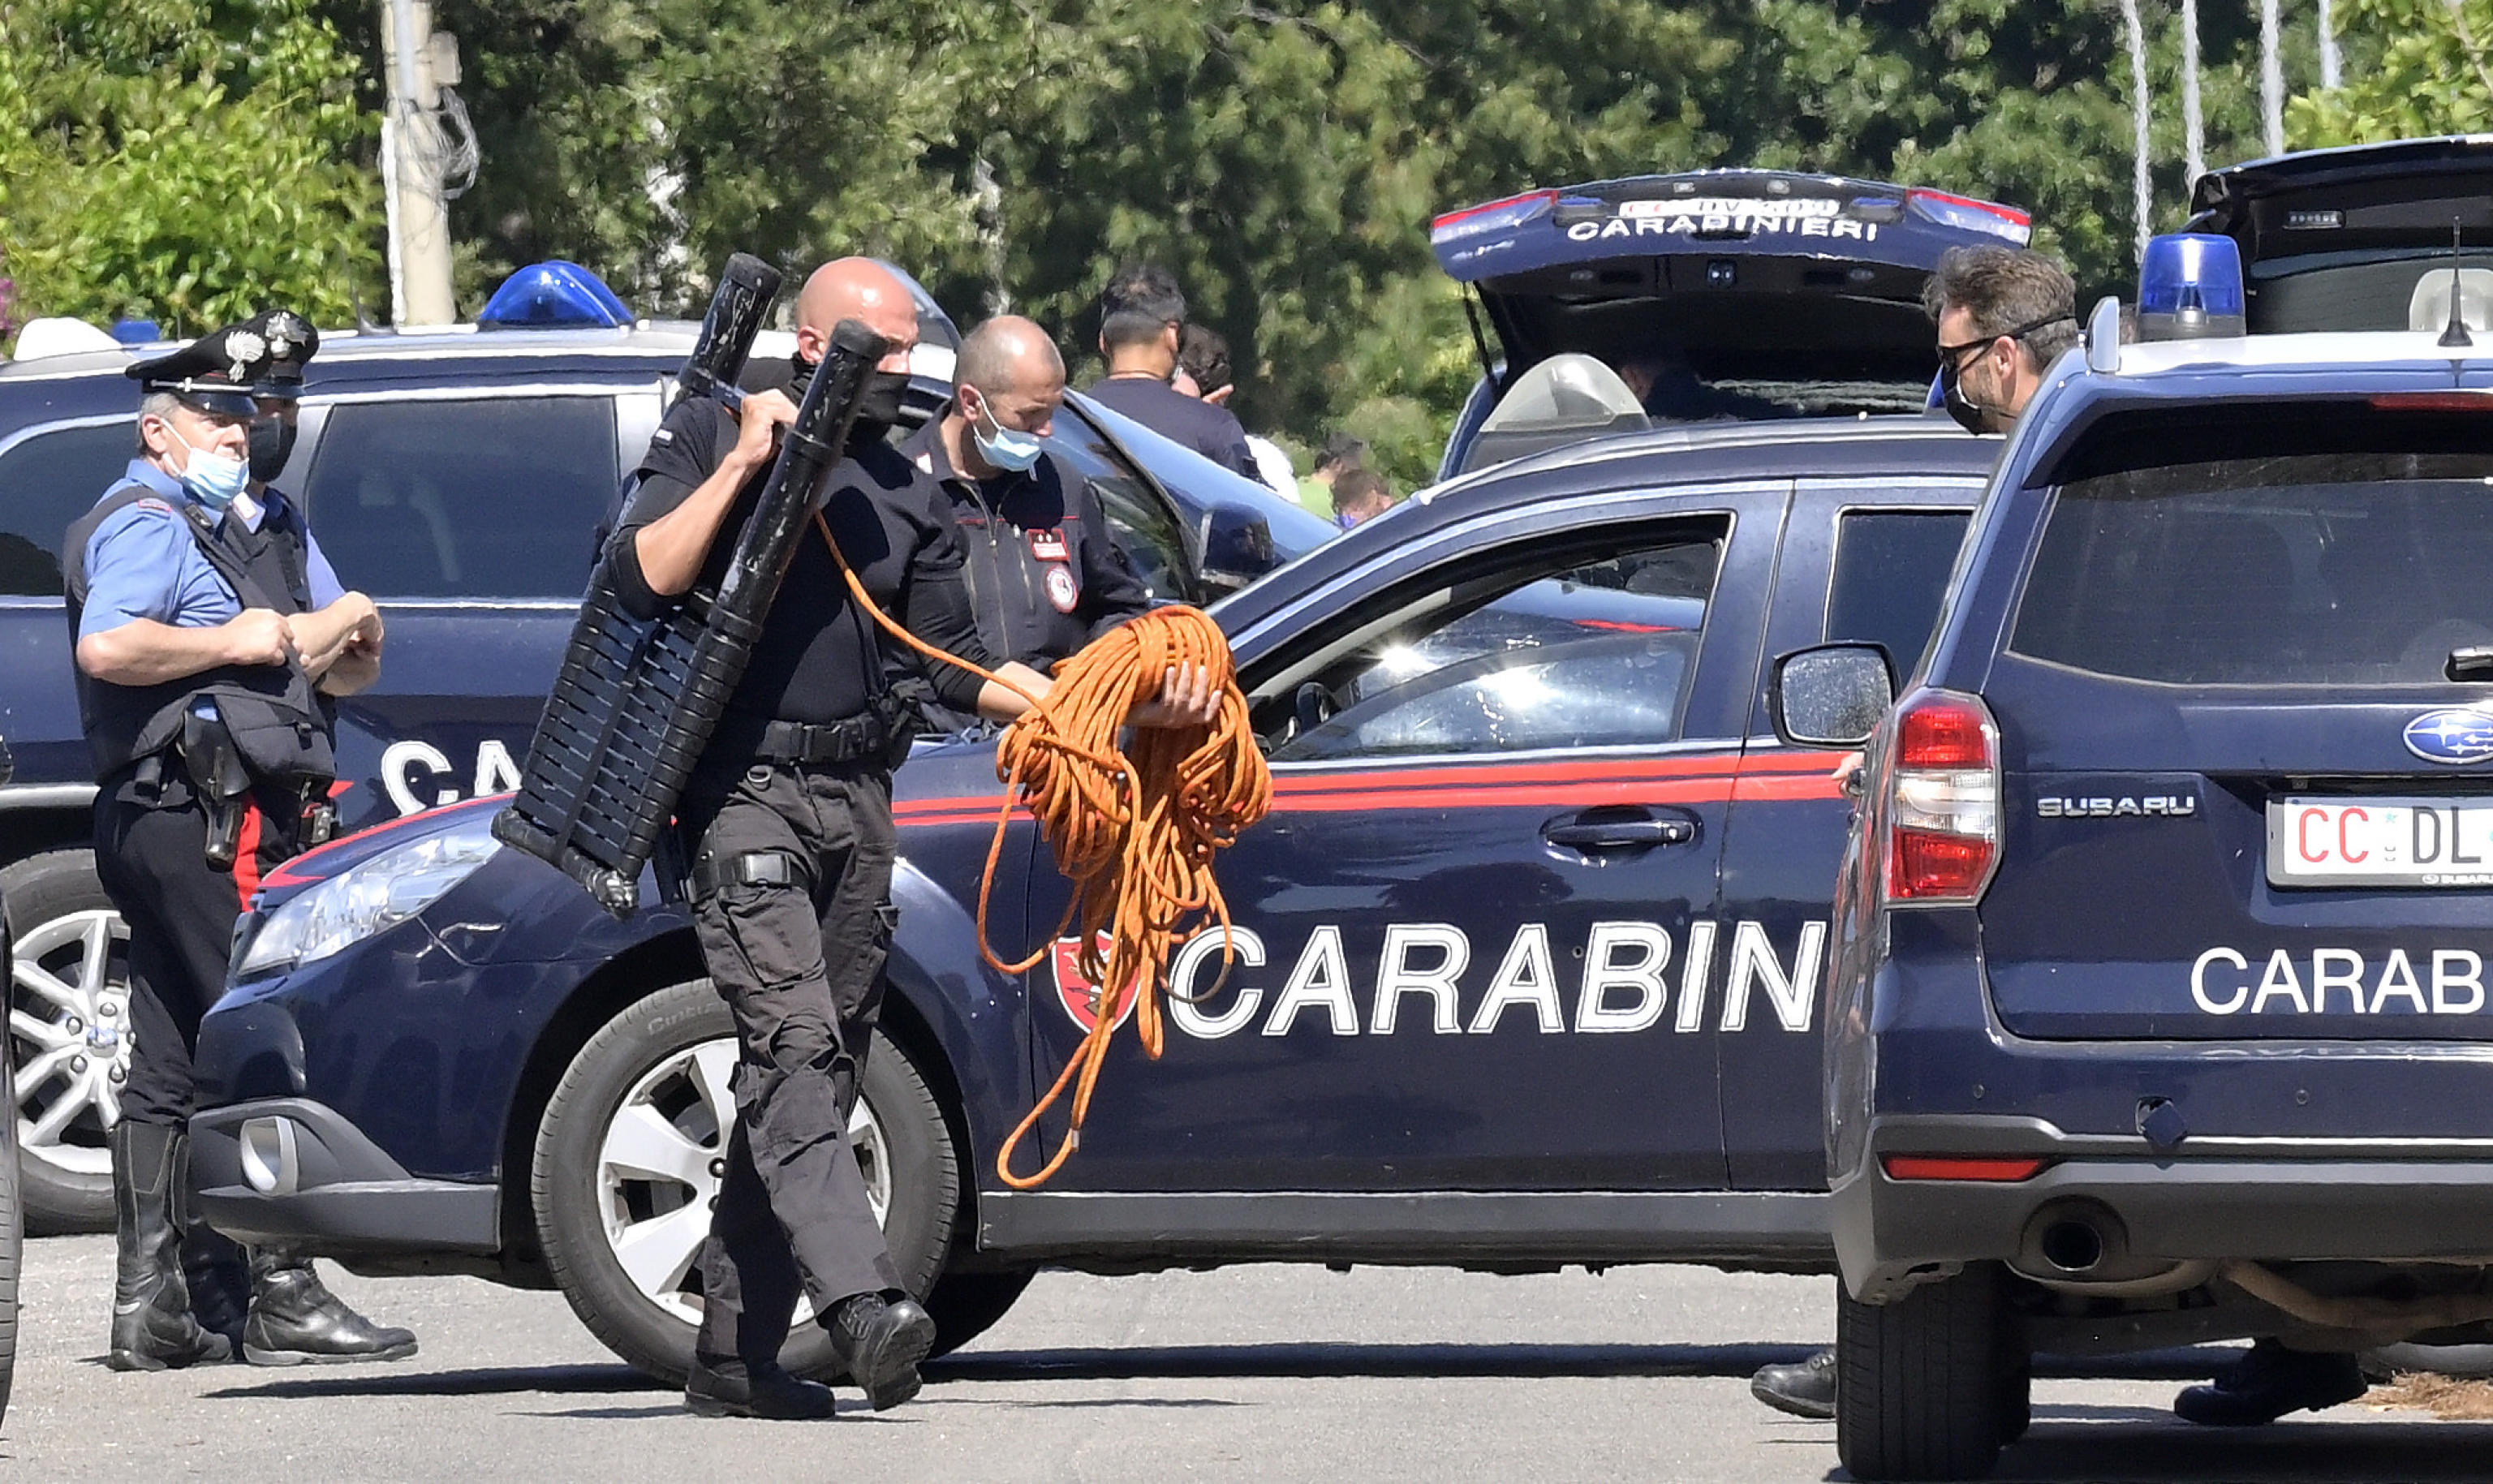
[179,709,255,871]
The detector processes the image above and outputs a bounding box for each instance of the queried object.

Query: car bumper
[1834,1112,2493,1302]
[189,1097,500,1256]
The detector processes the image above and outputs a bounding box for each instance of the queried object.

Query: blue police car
[0,267,1325,1231]
[1429,170,2033,477]
[185,409,1997,1381]
[1781,234,2493,1478]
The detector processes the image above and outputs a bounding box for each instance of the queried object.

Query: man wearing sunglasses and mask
[900,314,1151,733]
[1748,240,2075,1425]
[1927,243,2079,435]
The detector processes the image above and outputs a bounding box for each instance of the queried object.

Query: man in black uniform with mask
[64,311,415,1370]
[609,259,1213,1421]
[901,314,1150,731]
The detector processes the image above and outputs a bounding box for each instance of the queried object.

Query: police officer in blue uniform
[64,312,416,1370]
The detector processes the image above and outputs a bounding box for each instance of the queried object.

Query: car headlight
[235,814,502,979]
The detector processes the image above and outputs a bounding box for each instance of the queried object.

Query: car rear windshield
[2011,405,2493,686]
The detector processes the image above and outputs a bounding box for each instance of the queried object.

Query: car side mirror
[1198,505,1277,594]
[1770,643,1896,748]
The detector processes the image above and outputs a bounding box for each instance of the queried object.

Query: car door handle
[1541,815,1697,850]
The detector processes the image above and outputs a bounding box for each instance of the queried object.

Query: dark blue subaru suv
[1780,234,2493,1478]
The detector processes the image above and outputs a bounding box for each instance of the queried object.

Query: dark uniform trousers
[93,772,301,1129]
[677,754,906,1365]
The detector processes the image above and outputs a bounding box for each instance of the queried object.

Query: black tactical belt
[750,708,897,765]
[687,849,800,899]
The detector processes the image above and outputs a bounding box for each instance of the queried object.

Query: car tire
[924,1267,1036,1359]
[531,977,962,1386]
[1836,1267,2009,1482]
[0,959,20,1430]
[1,850,127,1235]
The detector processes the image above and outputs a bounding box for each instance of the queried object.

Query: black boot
[241,1248,419,1366]
[2174,1339,2367,1426]
[1751,1348,1836,1420]
[109,1123,230,1370]
[183,1224,253,1354]
[823,1291,936,1412]
[684,1354,840,1419]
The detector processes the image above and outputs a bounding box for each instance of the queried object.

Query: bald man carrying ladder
[608,264,1213,1421]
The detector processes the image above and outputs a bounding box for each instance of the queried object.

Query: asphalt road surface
[9,1234,2493,1482]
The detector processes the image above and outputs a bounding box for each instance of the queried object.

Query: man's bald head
[946,314,1068,468]
[794,257,919,372]
[956,316,1065,400]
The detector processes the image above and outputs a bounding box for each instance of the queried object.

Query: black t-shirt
[605,397,1000,726]
[1081,376,1261,480]
[900,421,1152,673]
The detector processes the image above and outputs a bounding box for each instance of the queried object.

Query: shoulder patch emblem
[131,497,176,514]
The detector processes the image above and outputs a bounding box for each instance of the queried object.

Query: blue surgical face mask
[967,389,1046,475]
[167,425,249,511]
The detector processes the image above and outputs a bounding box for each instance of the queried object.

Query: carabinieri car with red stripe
[182,168,2032,1381]
[181,410,1992,1381]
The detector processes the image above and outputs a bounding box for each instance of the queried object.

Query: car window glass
[1267,524,1723,761]
[304,397,617,600]
[2013,448,2493,685]
[0,422,141,597]
[1827,510,1971,677]
[1044,422,1191,602]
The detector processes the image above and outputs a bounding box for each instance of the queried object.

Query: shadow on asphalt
[209,1363,666,1400]
[200,1343,2244,1400]
[928,1342,2237,1384]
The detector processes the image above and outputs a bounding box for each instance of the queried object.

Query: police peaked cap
[127,308,321,418]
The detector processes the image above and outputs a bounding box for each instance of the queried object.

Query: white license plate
[2268,798,2493,888]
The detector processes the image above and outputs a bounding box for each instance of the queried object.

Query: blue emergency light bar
[477,260,633,329]
[109,318,161,345]
[2136,233,2245,341]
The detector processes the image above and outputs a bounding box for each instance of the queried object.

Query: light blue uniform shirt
[76,459,345,640]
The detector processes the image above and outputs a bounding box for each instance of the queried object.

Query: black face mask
[248,414,297,483]
[1937,360,1992,436]
[790,355,911,440]
[847,368,913,439]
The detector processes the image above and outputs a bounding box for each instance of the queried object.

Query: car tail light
[2369,392,2493,411]
[1883,688,2001,904]
[1430,189,1559,243]
[1906,188,2034,243]
[1881,1155,2047,1182]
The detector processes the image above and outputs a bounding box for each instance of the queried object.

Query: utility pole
[2181,0,2205,188]
[2260,0,2286,157]
[2122,0,2154,265]
[2320,0,2343,89]
[381,0,457,326]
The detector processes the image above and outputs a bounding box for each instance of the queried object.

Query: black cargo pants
[675,755,905,1366]
[93,771,305,1129]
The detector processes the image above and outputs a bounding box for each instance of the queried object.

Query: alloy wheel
[8,909,131,1176]
[594,1035,890,1324]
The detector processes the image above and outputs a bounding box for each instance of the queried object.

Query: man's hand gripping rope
[810,513,1272,1189]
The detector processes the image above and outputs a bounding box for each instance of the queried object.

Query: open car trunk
[2188,137,2493,334]
[1431,171,2030,472]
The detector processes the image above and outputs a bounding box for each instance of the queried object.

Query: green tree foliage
[0,0,381,336]
[2291,0,2490,140]
[432,1,2349,489]
[10,0,2357,491]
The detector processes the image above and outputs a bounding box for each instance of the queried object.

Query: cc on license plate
[2267,798,2493,888]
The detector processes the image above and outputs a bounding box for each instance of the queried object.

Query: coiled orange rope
[813,512,1272,1188]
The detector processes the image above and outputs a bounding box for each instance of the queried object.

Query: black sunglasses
[1937,313,2074,375]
